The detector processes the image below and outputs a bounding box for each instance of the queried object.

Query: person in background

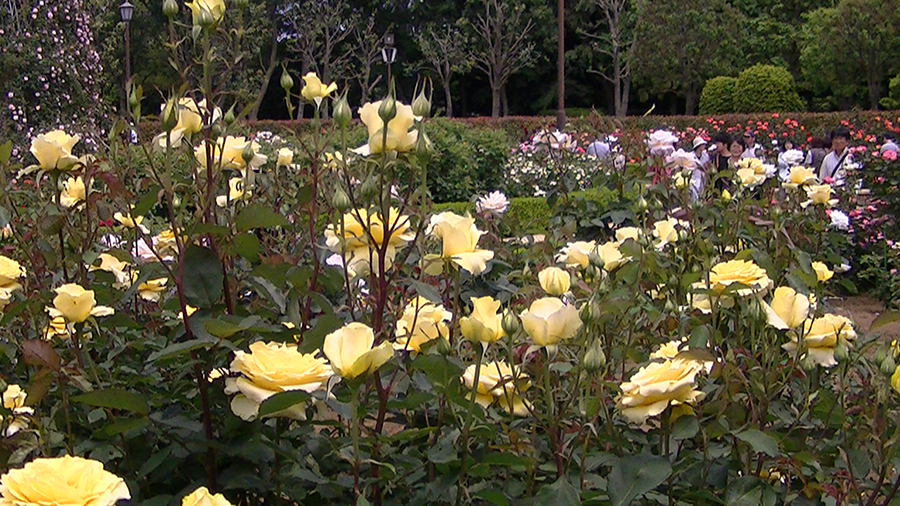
[804,137,829,172]
[819,127,851,185]
[692,136,710,169]
[881,133,899,155]
[586,136,610,158]
[710,132,733,192]
[729,136,746,169]
[741,130,763,159]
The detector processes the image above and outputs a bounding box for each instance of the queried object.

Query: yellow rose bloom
[0,455,130,506]
[300,73,338,103]
[90,253,131,289]
[30,130,80,171]
[113,208,149,234]
[322,322,393,380]
[154,98,219,148]
[597,241,629,272]
[154,229,181,259]
[891,365,900,396]
[459,296,505,344]
[0,255,25,292]
[461,361,531,416]
[194,136,267,173]
[44,315,72,340]
[708,259,772,296]
[649,339,714,373]
[802,184,836,208]
[2,384,33,436]
[324,208,415,277]
[185,0,225,26]
[616,359,705,425]
[615,227,641,244]
[136,277,168,302]
[811,261,833,282]
[782,166,816,190]
[783,313,856,367]
[538,266,571,296]
[59,176,86,208]
[46,283,114,323]
[394,296,451,353]
[763,286,810,330]
[652,218,681,249]
[423,212,494,276]
[182,487,234,506]
[276,148,294,168]
[737,167,766,187]
[356,100,417,155]
[555,240,596,269]
[519,297,583,347]
[225,341,333,421]
[216,177,250,207]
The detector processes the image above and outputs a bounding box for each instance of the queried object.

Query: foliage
[699,76,739,115]
[880,74,900,111]
[733,64,805,113]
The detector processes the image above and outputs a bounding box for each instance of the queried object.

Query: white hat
[692,136,708,150]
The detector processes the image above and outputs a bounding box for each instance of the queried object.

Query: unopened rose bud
[360,175,379,202]
[882,355,897,376]
[128,89,140,108]
[332,187,351,212]
[833,341,849,363]
[501,310,519,336]
[875,347,887,365]
[583,339,606,372]
[163,0,178,17]
[211,123,224,139]
[588,251,603,270]
[241,144,255,165]
[161,98,178,132]
[280,69,294,92]
[224,104,236,126]
[333,94,352,129]
[197,7,215,28]
[801,355,816,372]
[412,90,431,118]
[415,129,431,160]
[172,194,182,210]
[378,95,397,125]
[634,196,648,213]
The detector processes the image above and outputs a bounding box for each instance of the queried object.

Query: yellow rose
[652,218,681,249]
[461,361,531,416]
[59,176,86,208]
[708,259,771,296]
[323,322,393,380]
[46,283,114,323]
[113,208,149,234]
[44,315,72,340]
[782,166,816,190]
[137,277,168,302]
[225,341,333,421]
[0,455,130,506]
[2,384,33,436]
[154,229,180,259]
[520,297,582,347]
[783,313,856,367]
[616,359,705,425]
[276,148,294,168]
[597,241,629,272]
[722,189,732,201]
[182,487,233,506]
[423,212,494,276]
[615,227,641,244]
[300,73,338,103]
[216,177,250,207]
[90,253,131,289]
[185,0,225,27]
[30,130,80,171]
[763,286,809,330]
[737,167,765,187]
[538,266,571,296]
[650,339,714,372]
[891,365,900,396]
[356,100,417,155]
[394,296,451,353]
[802,184,836,208]
[459,296,505,344]
[154,98,220,148]
[811,261,833,283]
[555,241,596,269]
[0,256,25,290]
[195,136,267,173]
[324,208,414,277]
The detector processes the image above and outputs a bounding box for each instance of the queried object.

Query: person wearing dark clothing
[805,137,829,172]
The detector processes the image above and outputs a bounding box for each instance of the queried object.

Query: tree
[415,22,472,118]
[249,0,282,120]
[575,0,643,118]
[631,0,743,114]
[468,0,536,118]
[347,16,382,105]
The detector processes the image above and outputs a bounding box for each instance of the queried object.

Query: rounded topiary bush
[733,64,805,113]
[699,76,738,115]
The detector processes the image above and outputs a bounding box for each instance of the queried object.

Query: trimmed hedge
[733,64,805,113]
[432,186,620,234]
[699,76,738,115]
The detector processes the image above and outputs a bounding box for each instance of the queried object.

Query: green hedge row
[431,186,620,234]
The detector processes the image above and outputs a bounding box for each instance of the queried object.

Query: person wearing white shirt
[819,127,851,185]
[740,130,763,160]
[880,133,898,154]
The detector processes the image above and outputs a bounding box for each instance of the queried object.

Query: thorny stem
[455,343,484,506]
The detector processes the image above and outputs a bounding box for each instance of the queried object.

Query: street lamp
[556,0,565,130]
[380,32,397,86]
[119,0,134,105]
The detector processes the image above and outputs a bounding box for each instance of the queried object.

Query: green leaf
[735,429,779,457]
[233,232,260,261]
[473,490,510,506]
[138,447,172,477]
[298,314,343,354]
[235,204,289,232]
[73,389,149,415]
[147,338,217,362]
[480,452,530,468]
[871,311,900,332]
[205,316,263,339]
[726,477,775,506]
[257,390,310,418]
[0,140,11,165]
[607,454,671,506]
[132,187,160,217]
[689,325,711,349]
[92,417,149,439]
[182,245,223,308]
[534,476,581,506]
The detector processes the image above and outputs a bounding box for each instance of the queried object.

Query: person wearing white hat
[692,136,710,169]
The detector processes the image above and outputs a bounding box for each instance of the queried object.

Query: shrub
[425,118,510,203]
[699,76,738,115]
[733,64,806,113]
[879,74,900,110]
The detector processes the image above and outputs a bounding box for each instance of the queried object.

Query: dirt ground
[829,295,900,341]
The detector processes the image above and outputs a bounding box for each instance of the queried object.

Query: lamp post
[380,32,397,86]
[556,0,565,130]
[119,0,134,103]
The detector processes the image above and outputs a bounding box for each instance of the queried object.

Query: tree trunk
[868,75,882,110]
[249,0,278,120]
[443,79,453,118]
[685,88,697,116]
[491,85,501,118]
[501,85,509,117]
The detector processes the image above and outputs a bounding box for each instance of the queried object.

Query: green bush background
[699,76,738,115]
[733,64,806,113]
